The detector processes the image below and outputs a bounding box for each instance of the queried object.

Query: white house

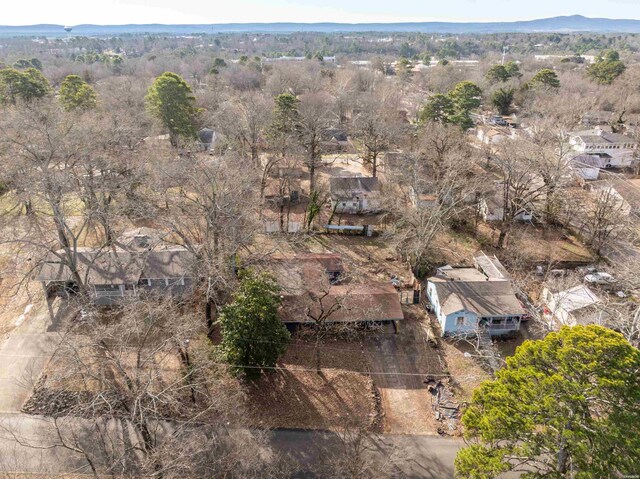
[569,154,606,180]
[568,128,637,168]
[542,284,604,328]
[330,176,381,214]
[477,191,534,222]
[586,182,632,217]
[426,266,526,337]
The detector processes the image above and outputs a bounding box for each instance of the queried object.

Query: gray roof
[429,277,525,317]
[330,176,380,196]
[570,154,608,168]
[323,128,348,142]
[37,248,195,285]
[571,129,636,145]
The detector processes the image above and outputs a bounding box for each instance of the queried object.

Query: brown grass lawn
[476,222,594,266]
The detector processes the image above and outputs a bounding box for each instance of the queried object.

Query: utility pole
[501,46,508,65]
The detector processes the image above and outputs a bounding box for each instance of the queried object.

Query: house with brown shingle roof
[259,253,403,327]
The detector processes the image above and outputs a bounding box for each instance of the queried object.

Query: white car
[584,272,616,285]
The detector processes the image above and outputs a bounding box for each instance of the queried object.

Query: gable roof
[570,129,636,145]
[330,177,380,196]
[279,283,404,323]
[37,248,195,285]
[429,277,525,317]
[570,154,608,169]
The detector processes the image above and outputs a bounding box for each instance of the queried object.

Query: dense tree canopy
[420,93,455,124]
[491,88,514,115]
[58,74,98,111]
[218,271,290,378]
[486,61,522,83]
[503,60,522,79]
[449,81,482,129]
[13,58,42,70]
[485,64,510,83]
[0,67,51,104]
[587,49,626,85]
[145,71,200,146]
[455,325,640,479]
[449,81,483,112]
[529,68,561,89]
[421,81,482,129]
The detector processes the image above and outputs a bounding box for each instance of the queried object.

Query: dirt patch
[428,229,484,269]
[440,341,492,403]
[364,307,444,435]
[246,341,378,431]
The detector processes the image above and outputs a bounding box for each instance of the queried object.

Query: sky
[3,0,640,25]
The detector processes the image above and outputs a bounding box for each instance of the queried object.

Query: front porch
[479,316,522,335]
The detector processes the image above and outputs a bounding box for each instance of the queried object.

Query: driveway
[0,298,71,413]
[365,312,444,435]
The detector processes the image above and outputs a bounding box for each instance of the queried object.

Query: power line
[217,361,450,377]
[228,335,441,362]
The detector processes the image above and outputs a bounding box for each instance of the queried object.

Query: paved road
[0,298,71,413]
[0,413,465,477]
[269,429,462,478]
[0,413,91,475]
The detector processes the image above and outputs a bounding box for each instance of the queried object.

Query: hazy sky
[3,0,640,25]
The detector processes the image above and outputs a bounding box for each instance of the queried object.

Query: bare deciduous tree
[296,92,333,193]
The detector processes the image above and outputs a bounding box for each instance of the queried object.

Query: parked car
[584,272,616,284]
[488,115,508,126]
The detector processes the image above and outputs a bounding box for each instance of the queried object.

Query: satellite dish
[64,26,73,32]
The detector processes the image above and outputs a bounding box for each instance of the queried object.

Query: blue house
[426,264,525,337]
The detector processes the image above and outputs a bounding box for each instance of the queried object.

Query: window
[491,318,502,325]
[456,316,465,327]
[506,317,515,324]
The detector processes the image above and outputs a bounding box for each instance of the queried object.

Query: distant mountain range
[2,15,640,37]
